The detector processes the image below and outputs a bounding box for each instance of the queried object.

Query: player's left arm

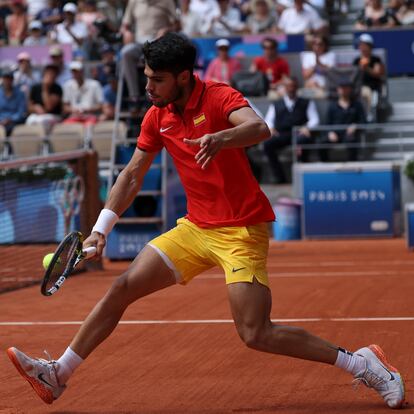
[184,106,270,169]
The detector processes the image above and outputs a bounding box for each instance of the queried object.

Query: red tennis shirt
[137,76,275,228]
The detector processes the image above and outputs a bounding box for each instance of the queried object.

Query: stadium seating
[9,124,46,158]
[91,120,127,162]
[48,123,85,153]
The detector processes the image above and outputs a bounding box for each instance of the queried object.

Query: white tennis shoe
[353,344,405,409]
[7,347,66,404]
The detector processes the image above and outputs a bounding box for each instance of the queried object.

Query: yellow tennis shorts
[149,217,270,286]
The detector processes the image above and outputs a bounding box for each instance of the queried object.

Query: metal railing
[291,122,414,164]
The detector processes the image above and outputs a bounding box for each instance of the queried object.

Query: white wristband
[92,209,119,237]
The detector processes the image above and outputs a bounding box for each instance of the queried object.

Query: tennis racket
[41,231,96,296]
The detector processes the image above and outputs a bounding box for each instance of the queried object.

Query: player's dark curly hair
[142,33,196,76]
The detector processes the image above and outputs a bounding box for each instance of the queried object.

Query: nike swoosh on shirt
[160,126,173,133]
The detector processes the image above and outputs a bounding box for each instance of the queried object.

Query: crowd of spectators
[0,0,404,173]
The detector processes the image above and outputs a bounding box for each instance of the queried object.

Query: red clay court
[0,238,413,414]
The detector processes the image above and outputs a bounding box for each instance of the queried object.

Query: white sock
[56,347,84,385]
[334,347,366,376]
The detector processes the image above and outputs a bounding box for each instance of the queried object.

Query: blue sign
[302,166,401,238]
[354,29,414,76]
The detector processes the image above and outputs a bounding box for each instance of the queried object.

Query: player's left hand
[184,134,224,169]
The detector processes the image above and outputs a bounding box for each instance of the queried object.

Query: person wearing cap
[23,20,49,46]
[62,60,103,125]
[26,64,63,134]
[51,2,88,52]
[0,68,27,136]
[13,52,41,96]
[204,38,241,85]
[35,0,63,34]
[250,37,290,95]
[49,46,72,87]
[5,0,28,45]
[319,79,366,162]
[353,33,385,121]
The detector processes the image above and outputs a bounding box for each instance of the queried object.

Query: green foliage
[404,159,414,181]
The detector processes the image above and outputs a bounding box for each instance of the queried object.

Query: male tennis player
[7,33,405,409]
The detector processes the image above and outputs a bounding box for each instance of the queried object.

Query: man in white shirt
[52,3,88,52]
[63,61,103,125]
[264,76,319,183]
[278,0,327,40]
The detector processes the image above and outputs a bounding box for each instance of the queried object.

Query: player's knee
[106,273,130,304]
[237,324,267,350]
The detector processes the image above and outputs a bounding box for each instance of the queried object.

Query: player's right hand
[83,231,106,260]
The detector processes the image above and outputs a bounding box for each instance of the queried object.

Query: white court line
[0,317,414,327]
[198,270,412,279]
[2,270,412,284]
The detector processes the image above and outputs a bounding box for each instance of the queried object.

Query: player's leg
[227,278,339,363]
[227,277,405,409]
[7,245,177,404]
[69,245,176,359]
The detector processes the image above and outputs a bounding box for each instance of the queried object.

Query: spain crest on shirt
[193,113,206,127]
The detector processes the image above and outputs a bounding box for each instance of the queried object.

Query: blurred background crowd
[0,0,412,183]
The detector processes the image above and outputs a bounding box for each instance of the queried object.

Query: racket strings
[44,237,79,291]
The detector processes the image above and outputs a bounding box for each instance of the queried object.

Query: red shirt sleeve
[136,107,164,152]
[213,84,250,118]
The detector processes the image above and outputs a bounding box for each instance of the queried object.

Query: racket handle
[82,246,97,259]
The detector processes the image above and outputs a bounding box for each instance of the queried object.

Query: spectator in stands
[78,0,105,35]
[386,0,403,24]
[13,52,41,96]
[396,0,414,24]
[100,72,117,121]
[63,60,103,125]
[203,0,246,36]
[355,0,397,29]
[36,0,63,34]
[277,0,328,43]
[50,3,88,55]
[319,79,366,162]
[5,0,28,45]
[91,44,117,86]
[120,0,177,108]
[204,38,241,85]
[264,76,319,183]
[245,0,278,34]
[179,0,203,37]
[190,0,220,26]
[353,33,385,121]
[26,64,63,134]
[96,0,124,30]
[0,68,27,136]
[27,0,48,20]
[250,37,290,97]
[23,20,49,46]
[49,45,72,87]
[301,35,335,98]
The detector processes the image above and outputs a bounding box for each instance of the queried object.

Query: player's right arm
[83,148,158,257]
